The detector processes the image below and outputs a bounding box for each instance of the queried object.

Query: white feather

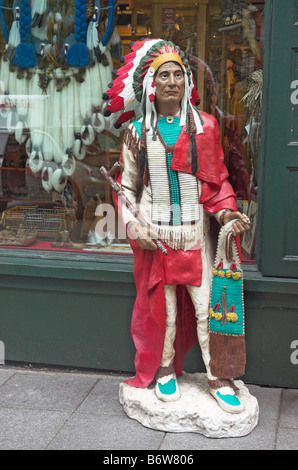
[15,121,26,144]
[65,74,75,150]
[42,79,54,161]
[62,154,76,177]
[27,72,44,162]
[41,166,54,192]
[0,54,10,95]
[90,62,102,108]
[31,21,48,41]
[14,73,29,143]
[50,70,63,163]
[72,77,87,160]
[81,123,94,146]
[6,109,18,133]
[191,106,204,135]
[72,138,86,161]
[29,149,43,173]
[52,167,67,192]
[79,67,92,119]
[31,0,47,18]
[8,20,20,49]
[87,9,99,61]
[109,27,121,46]
[91,112,105,133]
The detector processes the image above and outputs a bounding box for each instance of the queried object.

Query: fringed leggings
[160,240,218,381]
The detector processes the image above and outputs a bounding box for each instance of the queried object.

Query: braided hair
[11,0,37,68]
[66,0,90,67]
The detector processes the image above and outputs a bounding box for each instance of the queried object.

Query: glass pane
[204,0,265,262]
[0,0,265,260]
[0,1,131,255]
[129,0,265,262]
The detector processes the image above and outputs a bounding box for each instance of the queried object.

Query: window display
[204,0,265,261]
[0,0,265,261]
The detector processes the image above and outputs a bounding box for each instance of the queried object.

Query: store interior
[0,0,265,261]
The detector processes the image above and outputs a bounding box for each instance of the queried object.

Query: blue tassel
[66,42,89,67]
[12,42,37,68]
[10,0,37,68]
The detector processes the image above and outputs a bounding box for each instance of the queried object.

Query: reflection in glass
[0,0,265,260]
[203,0,265,261]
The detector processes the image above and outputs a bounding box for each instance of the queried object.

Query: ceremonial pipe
[100,164,168,256]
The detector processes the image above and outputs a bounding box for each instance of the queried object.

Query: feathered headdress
[102,38,203,135]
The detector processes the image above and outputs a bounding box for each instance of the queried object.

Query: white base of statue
[119,372,259,438]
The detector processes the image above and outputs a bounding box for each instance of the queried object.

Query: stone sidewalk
[0,365,297,450]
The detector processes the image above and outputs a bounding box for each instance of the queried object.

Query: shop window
[0,0,264,261]
[205,0,265,262]
[0,0,131,255]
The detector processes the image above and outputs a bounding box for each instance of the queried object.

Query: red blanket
[114,112,237,387]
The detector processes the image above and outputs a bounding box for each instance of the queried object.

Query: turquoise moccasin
[155,374,181,402]
[210,387,245,413]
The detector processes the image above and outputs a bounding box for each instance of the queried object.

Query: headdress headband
[103,38,203,135]
[150,52,184,72]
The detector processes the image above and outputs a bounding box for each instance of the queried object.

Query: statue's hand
[223,211,250,237]
[127,222,158,250]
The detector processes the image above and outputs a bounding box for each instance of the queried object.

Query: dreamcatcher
[0,0,119,193]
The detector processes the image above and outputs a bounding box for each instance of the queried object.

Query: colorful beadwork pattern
[209,268,244,335]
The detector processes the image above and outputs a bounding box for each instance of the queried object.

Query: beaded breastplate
[134,117,202,250]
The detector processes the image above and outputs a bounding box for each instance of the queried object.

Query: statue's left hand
[223,211,250,237]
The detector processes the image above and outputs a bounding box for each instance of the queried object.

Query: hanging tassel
[7,7,21,60]
[0,54,10,98]
[31,0,48,29]
[15,65,30,144]
[88,59,105,133]
[186,108,199,175]
[15,115,28,144]
[11,0,37,68]
[141,67,157,131]
[41,165,54,192]
[139,121,147,181]
[81,118,95,146]
[87,6,99,62]
[72,79,87,160]
[139,122,149,185]
[29,145,44,173]
[6,108,18,133]
[91,108,105,133]
[180,66,189,128]
[139,147,146,181]
[66,0,89,67]
[73,133,87,160]
[52,167,67,192]
[27,73,45,171]
[190,133,198,175]
[62,150,76,177]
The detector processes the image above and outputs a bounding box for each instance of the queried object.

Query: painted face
[154,62,185,110]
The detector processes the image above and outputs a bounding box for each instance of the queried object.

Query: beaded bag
[209,220,246,379]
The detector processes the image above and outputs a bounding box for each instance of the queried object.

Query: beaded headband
[150,52,184,72]
[103,38,203,133]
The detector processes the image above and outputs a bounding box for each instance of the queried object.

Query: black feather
[139,147,146,180]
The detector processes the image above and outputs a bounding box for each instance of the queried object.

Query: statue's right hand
[127,222,158,251]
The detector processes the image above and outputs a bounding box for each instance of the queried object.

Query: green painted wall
[0,253,297,388]
[0,0,297,389]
